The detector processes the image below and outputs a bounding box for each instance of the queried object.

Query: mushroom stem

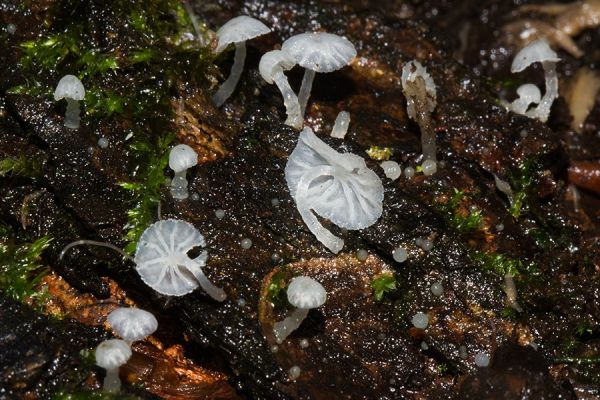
[64,98,81,129]
[59,239,132,261]
[103,367,122,393]
[298,69,316,117]
[273,72,302,129]
[170,170,189,200]
[186,259,227,302]
[213,41,246,107]
[529,61,558,123]
[331,111,351,138]
[412,76,436,162]
[273,307,309,343]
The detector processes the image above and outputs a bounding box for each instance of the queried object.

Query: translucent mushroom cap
[401,60,437,118]
[169,144,198,173]
[215,16,271,53]
[53,74,85,101]
[259,50,296,84]
[516,83,542,104]
[134,219,208,296]
[287,276,327,309]
[281,32,357,73]
[511,39,560,73]
[285,127,383,230]
[107,307,158,342]
[95,339,132,369]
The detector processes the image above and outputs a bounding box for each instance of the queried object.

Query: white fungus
[98,137,109,149]
[54,74,85,130]
[496,223,505,232]
[508,83,541,115]
[430,281,444,296]
[285,127,384,253]
[411,312,429,329]
[107,307,158,345]
[212,16,271,107]
[474,352,490,367]
[169,144,198,200]
[404,166,415,178]
[237,298,247,307]
[356,249,369,261]
[421,159,437,176]
[504,273,523,312]
[95,339,132,393]
[401,61,438,162]
[416,237,433,251]
[381,161,402,180]
[330,111,351,139]
[494,174,514,205]
[510,39,560,122]
[273,276,327,343]
[215,209,225,219]
[6,23,16,34]
[135,219,226,301]
[288,365,302,380]
[241,238,253,249]
[190,192,200,201]
[282,32,356,118]
[259,50,302,129]
[299,339,310,348]
[392,246,408,263]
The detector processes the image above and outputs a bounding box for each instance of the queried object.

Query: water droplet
[430,281,444,296]
[411,312,429,329]
[6,24,16,34]
[356,249,368,261]
[299,339,309,348]
[190,192,200,201]
[404,166,415,178]
[241,238,252,249]
[271,252,281,263]
[271,198,280,207]
[474,352,490,367]
[97,137,109,148]
[215,209,225,219]
[288,366,301,380]
[392,247,408,263]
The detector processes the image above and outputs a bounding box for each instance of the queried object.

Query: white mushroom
[107,307,158,345]
[212,16,271,107]
[285,127,383,253]
[511,39,560,122]
[169,144,198,200]
[281,32,356,118]
[95,339,132,393]
[401,60,438,162]
[273,276,327,343]
[330,111,351,139]
[135,219,226,301]
[259,50,302,129]
[508,83,542,115]
[53,74,85,130]
[380,160,402,180]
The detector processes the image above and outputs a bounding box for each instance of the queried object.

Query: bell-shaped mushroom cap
[53,74,85,101]
[107,307,158,342]
[287,276,327,309]
[95,339,132,369]
[135,219,207,296]
[259,50,296,84]
[281,32,357,73]
[215,16,271,54]
[516,83,542,104]
[511,39,560,73]
[169,144,198,173]
[285,127,383,230]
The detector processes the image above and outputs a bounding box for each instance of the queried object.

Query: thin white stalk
[273,72,302,129]
[298,68,316,117]
[273,307,309,344]
[331,111,350,138]
[186,260,227,302]
[170,169,189,200]
[64,98,81,129]
[530,61,558,123]
[59,239,132,261]
[103,367,121,393]
[213,42,246,107]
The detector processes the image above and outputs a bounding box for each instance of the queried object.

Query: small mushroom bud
[54,75,85,129]
[508,83,541,115]
[169,144,198,200]
[95,339,131,393]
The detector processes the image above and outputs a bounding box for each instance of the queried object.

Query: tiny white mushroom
[474,352,490,367]
[494,174,515,205]
[95,339,132,393]
[392,246,408,263]
[508,83,542,115]
[107,307,158,345]
[330,111,351,139]
[411,312,429,329]
[511,39,560,122]
[282,32,357,118]
[273,276,327,343]
[212,16,271,107]
[420,159,437,176]
[169,144,198,200]
[504,273,523,312]
[54,75,85,130]
[381,160,402,180]
[259,50,302,129]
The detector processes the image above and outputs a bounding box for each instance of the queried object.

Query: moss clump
[371,273,397,301]
[470,250,539,279]
[507,157,542,219]
[366,146,393,161]
[0,155,42,180]
[0,225,52,306]
[437,188,483,234]
[266,268,294,309]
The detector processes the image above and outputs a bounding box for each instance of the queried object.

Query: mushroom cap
[259,50,296,84]
[107,307,158,342]
[53,74,85,101]
[287,276,327,309]
[169,144,198,173]
[95,339,132,369]
[135,219,208,296]
[511,39,560,73]
[516,83,542,103]
[281,32,357,73]
[401,60,437,117]
[215,16,271,53]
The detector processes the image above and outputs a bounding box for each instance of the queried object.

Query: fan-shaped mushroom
[107,307,158,345]
[95,339,131,393]
[285,127,383,253]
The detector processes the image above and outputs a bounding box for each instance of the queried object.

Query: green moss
[507,157,541,219]
[371,273,397,301]
[0,155,42,180]
[366,146,393,161]
[266,268,294,309]
[119,133,174,255]
[437,188,483,234]
[470,250,539,279]
[0,226,52,306]
[53,390,142,400]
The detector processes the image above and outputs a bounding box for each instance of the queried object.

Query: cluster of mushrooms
[52,13,565,391]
